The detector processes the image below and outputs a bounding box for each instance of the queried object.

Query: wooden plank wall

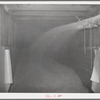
[66,27,100,89]
[0,6,21,92]
[0,6,5,92]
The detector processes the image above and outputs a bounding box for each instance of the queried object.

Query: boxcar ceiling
[2,4,100,47]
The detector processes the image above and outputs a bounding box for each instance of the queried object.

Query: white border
[0,1,100,99]
[0,93,100,99]
[0,1,99,4]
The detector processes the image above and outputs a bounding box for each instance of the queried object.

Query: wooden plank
[0,47,5,92]
[5,4,94,11]
[10,10,88,17]
[12,16,78,21]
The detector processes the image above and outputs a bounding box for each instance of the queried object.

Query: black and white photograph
[0,3,100,94]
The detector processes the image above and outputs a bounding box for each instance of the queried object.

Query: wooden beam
[5,4,93,11]
[12,16,79,21]
[9,10,88,17]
